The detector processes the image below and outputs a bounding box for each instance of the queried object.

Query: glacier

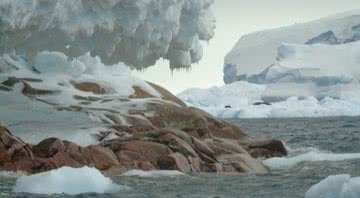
[178,10,360,118]
[224,9,360,83]
[0,0,215,69]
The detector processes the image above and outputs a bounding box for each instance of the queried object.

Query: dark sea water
[1,117,360,198]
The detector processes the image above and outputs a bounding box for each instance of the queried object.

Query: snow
[224,9,360,82]
[178,83,360,118]
[180,10,360,119]
[0,51,166,145]
[264,42,360,85]
[13,167,128,195]
[0,0,215,69]
[305,175,360,198]
[121,170,185,178]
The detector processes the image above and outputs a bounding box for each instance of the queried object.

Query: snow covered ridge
[224,9,360,83]
[0,51,180,145]
[0,0,215,69]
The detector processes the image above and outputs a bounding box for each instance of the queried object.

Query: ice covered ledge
[0,0,215,69]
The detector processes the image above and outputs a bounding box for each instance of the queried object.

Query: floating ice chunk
[13,167,128,195]
[305,175,360,198]
[121,170,185,178]
[264,151,360,170]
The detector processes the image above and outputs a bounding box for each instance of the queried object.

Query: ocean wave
[263,148,360,170]
[121,170,185,178]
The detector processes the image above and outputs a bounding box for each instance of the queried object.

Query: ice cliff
[0,0,215,69]
[224,9,360,83]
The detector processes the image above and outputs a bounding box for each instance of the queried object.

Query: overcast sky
[133,0,360,94]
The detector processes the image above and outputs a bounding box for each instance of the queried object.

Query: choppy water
[1,116,360,198]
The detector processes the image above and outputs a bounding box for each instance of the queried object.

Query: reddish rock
[248,139,287,158]
[210,163,223,173]
[12,159,35,173]
[51,152,84,168]
[0,149,11,163]
[8,143,33,161]
[146,103,210,138]
[114,141,171,163]
[217,154,268,174]
[22,82,60,96]
[157,153,191,173]
[157,133,198,158]
[72,81,106,95]
[192,138,215,158]
[147,128,193,145]
[189,107,252,142]
[32,138,66,158]
[188,156,201,173]
[134,161,156,171]
[81,145,119,170]
[0,125,25,147]
[207,139,248,156]
[147,82,187,107]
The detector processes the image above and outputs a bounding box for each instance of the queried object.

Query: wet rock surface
[0,81,286,175]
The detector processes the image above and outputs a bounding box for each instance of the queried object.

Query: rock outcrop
[0,66,286,175]
[0,86,287,175]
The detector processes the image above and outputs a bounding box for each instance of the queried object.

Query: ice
[178,81,265,108]
[263,150,360,170]
[0,0,215,69]
[179,33,360,118]
[121,170,185,178]
[305,175,360,198]
[178,84,360,118]
[0,51,164,145]
[224,9,360,83]
[34,51,86,77]
[13,167,128,195]
[261,42,360,85]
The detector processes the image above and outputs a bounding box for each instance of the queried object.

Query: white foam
[263,150,360,170]
[13,166,128,195]
[305,174,360,198]
[0,171,25,179]
[121,170,185,178]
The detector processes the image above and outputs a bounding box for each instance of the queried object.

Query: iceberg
[178,9,360,118]
[305,175,360,198]
[13,166,127,195]
[224,9,360,83]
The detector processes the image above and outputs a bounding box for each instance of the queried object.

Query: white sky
[133,0,360,94]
